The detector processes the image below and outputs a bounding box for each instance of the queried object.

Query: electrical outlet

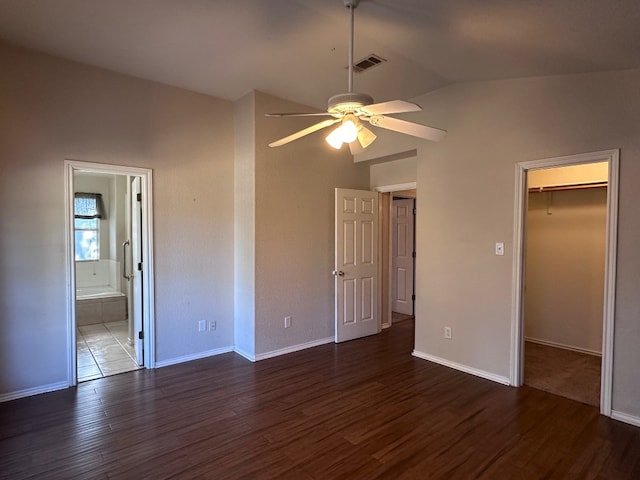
[209,320,216,331]
[444,326,452,339]
[284,316,292,328]
[198,320,206,332]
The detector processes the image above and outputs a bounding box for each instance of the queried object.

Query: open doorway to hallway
[377,184,416,329]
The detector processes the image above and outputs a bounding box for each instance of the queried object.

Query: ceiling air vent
[350,54,386,73]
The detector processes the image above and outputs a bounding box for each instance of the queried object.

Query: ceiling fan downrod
[327,0,372,115]
[345,0,359,93]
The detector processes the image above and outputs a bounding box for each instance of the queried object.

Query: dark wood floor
[2,320,640,479]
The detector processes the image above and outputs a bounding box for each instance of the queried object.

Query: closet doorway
[523,163,607,406]
[511,150,619,415]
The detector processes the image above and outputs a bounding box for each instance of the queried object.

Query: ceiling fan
[267,0,446,154]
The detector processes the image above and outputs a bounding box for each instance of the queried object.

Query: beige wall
[358,68,640,418]
[0,43,235,395]
[233,92,257,357]
[252,91,370,355]
[369,156,417,189]
[525,188,607,354]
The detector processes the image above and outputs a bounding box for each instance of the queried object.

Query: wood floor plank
[1,319,639,479]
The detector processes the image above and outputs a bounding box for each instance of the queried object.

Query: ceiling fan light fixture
[341,119,359,143]
[357,126,376,148]
[326,115,359,149]
[326,127,345,149]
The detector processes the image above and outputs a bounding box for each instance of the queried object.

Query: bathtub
[77,285,125,300]
[75,260,127,326]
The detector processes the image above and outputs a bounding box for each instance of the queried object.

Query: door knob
[332,270,345,277]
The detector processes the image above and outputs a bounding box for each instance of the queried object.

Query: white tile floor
[77,321,141,382]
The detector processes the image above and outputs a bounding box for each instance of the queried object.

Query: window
[74,193,105,261]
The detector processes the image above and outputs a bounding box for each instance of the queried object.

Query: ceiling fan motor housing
[328,92,374,114]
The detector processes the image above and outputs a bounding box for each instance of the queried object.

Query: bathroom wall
[75,259,119,290]
[74,173,111,260]
[111,175,128,296]
[74,173,128,293]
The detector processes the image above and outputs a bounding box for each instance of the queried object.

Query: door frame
[64,159,156,386]
[509,149,619,416]
[375,182,417,328]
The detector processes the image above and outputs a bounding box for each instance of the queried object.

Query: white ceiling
[1,0,639,110]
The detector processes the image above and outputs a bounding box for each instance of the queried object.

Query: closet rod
[528,181,607,193]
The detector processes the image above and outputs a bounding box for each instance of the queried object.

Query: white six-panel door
[334,188,379,342]
[392,198,415,315]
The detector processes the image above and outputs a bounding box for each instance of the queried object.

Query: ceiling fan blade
[265,112,335,118]
[268,118,341,147]
[359,100,422,116]
[368,115,446,142]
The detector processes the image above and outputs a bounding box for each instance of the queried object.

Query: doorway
[391,194,416,323]
[64,160,156,386]
[375,183,417,329]
[523,163,607,406]
[510,150,619,415]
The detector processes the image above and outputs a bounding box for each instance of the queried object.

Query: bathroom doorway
[64,160,155,385]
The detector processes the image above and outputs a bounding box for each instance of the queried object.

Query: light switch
[495,242,505,256]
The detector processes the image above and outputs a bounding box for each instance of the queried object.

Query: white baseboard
[0,381,68,403]
[525,337,602,357]
[254,337,334,362]
[611,410,640,428]
[233,346,256,362]
[412,350,510,386]
[155,346,234,368]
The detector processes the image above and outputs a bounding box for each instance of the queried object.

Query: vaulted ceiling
[1,0,639,110]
